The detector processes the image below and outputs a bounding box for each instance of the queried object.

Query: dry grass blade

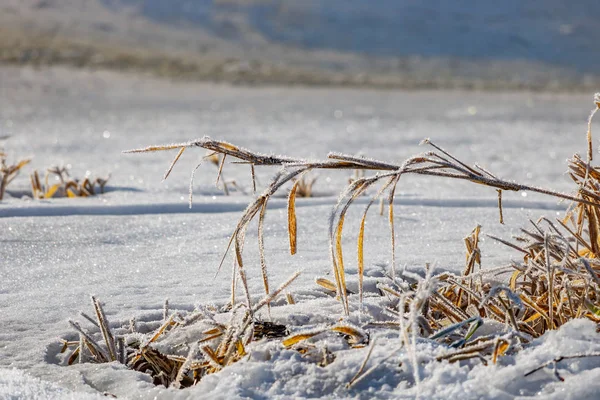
[329,178,372,314]
[524,352,600,378]
[250,164,257,193]
[144,314,176,347]
[215,154,227,189]
[282,329,326,348]
[172,343,198,389]
[316,277,338,293]
[123,142,192,153]
[30,170,42,199]
[492,338,510,364]
[44,183,61,199]
[357,211,367,304]
[387,176,400,279]
[334,212,349,314]
[286,293,296,305]
[287,176,302,255]
[330,324,368,347]
[92,296,117,361]
[356,175,397,304]
[258,199,270,304]
[436,336,504,362]
[586,94,600,162]
[497,189,504,224]
[252,271,301,313]
[0,155,31,200]
[544,233,555,330]
[347,337,377,388]
[163,147,186,181]
[68,320,108,362]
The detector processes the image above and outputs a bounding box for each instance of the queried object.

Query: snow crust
[1,66,599,399]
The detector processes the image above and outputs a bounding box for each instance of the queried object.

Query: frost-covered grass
[65,106,599,394]
[1,66,600,399]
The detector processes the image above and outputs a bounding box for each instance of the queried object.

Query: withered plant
[0,152,30,200]
[61,94,600,391]
[30,166,109,199]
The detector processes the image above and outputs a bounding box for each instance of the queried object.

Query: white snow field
[1,66,600,399]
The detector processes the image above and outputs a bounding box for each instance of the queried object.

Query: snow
[1,65,599,399]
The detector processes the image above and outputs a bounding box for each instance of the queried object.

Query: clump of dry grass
[61,273,300,388]
[0,151,31,200]
[30,166,109,199]
[292,173,319,198]
[60,94,600,390]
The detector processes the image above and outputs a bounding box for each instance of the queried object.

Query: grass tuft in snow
[30,165,110,199]
[0,150,31,201]
[61,272,301,388]
[58,94,600,391]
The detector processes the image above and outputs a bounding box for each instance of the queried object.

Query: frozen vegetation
[1,66,600,398]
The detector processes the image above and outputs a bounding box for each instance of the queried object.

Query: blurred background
[2,0,600,90]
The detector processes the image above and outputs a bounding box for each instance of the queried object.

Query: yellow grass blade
[147,315,175,345]
[520,293,551,326]
[286,293,295,305]
[200,345,223,368]
[288,179,300,255]
[41,183,58,199]
[203,327,222,335]
[236,340,246,357]
[357,211,367,304]
[335,214,348,304]
[15,159,31,171]
[524,312,544,324]
[282,331,324,348]
[218,142,239,152]
[123,143,190,153]
[492,340,509,364]
[509,271,520,291]
[316,278,337,292]
[67,346,80,365]
[200,332,224,343]
[330,325,367,346]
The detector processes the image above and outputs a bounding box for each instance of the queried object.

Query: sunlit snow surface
[1,66,599,399]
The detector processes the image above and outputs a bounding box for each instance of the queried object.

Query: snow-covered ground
[1,66,599,399]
